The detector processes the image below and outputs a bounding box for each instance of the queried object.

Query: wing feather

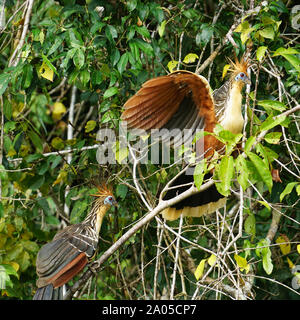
[122,70,215,133]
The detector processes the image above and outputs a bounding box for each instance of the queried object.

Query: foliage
[0,0,299,300]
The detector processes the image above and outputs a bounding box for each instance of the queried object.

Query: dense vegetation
[0,0,299,300]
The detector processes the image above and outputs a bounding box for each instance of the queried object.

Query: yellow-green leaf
[296,185,300,196]
[158,20,167,37]
[194,259,206,280]
[264,132,282,144]
[52,102,66,121]
[167,60,178,73]
[241,27,254,44]
[244,213,256,237]
[222,64,231,80]
[207,254,217,267]
[234,254,250,273]
[259,26,274,40]
[85,120,97,133]
[273,47,299,57]
[280,182,298,202]
[286,257,295,269]
[116,147,128,164]
[51,137,64,150]
[183,53,199,64]
[39,62,54,82]
[256,46,267,61]
[276,235,291,255]
[39,30,45,44]
[297,244,300,255]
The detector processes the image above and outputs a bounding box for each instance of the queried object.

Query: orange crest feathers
[90,183,113,198]
[227,52,250,77]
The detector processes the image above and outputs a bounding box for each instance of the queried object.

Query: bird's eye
[240,73,245,77]
[109,197,112,201]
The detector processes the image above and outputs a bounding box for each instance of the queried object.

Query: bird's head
[228,54,251,87]
[90,184,118,208]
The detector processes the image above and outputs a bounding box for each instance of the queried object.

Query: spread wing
[121,71,217,144]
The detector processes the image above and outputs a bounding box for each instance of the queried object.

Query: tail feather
[162,169,226,221]
[33,284,66,300]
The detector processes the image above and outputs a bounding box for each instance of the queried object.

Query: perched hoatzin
[122,55,250,221]
[33,186,117,300]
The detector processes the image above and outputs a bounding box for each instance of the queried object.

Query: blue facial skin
[104,196,117,207]
[235,72,250,84]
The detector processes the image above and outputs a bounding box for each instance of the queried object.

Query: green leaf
[256,46,267,61]
[258,200,271,211]
[296,185,300,196]
[215,156,234,196]
[260,114,286,132]
[116,184,128,200]
[30,175,45,190]
[273,47,299,56]
[117,52,129,74]
[236,155,250,190]
[134,39,153,56]
[45,215,60,225]
[129,41,140,63]
[246,151,273,192]
[0,73,11,96]
[245,213,256,237]
[21,240,39,253]
[127,0,137,11]
[0,264,18,289]
[103,87,118,99]
[264,132,282,144]
[80,69,90,86]
[135,25,150,39]
[73,48,85,69]
[280,182,299,202]
[28,130,43,152]
[22,64,33,88]
[255,143,269,168]
[48,35,65,56]
[158,20,167,37]
[262,248,273,275]
[51,137,64,150]
[259,26,274,40]
[85,120,97,133]
[244,136,256,153]
[256,238,273,275]
[257,100,287,112]
[193,160,206,190]
[281,54,300,72]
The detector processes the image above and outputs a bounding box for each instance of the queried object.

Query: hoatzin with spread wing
[122,54,250,221]
[33,186,117,300]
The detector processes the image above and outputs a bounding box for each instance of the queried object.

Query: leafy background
[0,0,299,300]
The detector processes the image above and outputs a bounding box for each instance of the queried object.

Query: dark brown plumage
[33,185,117,300]
[122,55,250,220]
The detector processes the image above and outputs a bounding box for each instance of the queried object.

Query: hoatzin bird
[33,186,117,300]
[122,55,250,221]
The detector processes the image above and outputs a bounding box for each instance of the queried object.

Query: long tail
[33,284,66,300]
[161,170,226,221]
